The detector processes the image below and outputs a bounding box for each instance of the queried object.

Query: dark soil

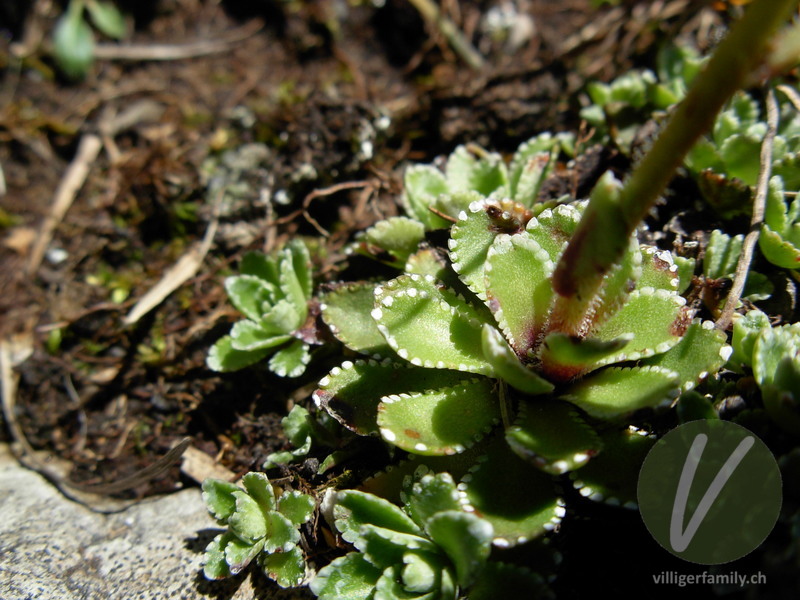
[4,1,792,598]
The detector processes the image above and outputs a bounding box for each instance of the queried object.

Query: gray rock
[0,444,309,600]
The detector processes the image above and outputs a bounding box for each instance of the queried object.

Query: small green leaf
[524,201,584,265]
[573,427,656,508]
[203,532,233,579]
[229,320,292,352]
[399,551,440,594]
[229,490,268,543]
[377,378,499,455]
[225,537,264,575]
[264,511,300,553]
[225,275,276,321]
[321,283,392,357]
[718,134,761,186]
[278,246,310,315]
[373,275,493,375]
[445,145,508,197]
[332,489,422,544]
[261,544,307,588]
[563,365,680,420]
[207,335,271,372]
[85,0,127,39]
[506,400,603,474]
[704,230,743,279]
[268,339,310,377]
[314,360,467,435]
[52,9,95,79]
[241,472,276,512]
[241,251,280,287]
[642,320,730,391]
[202,478,240,522]
[760,224,800,269]
[286,239,313,300]
[448,196,499,299]
[360,217,426,267]
[426,511,493,587]
[357,524,438,568]
[278,490,315,526]
[310,553,382,600]
[589,287,686,365]
[729,309,771,369]
[460,441,563,546]
[402,165,451,229]
[404,471,462,530]
[538,331,632,380]
[485,233,554,355]
[676,390,719,423]
[509,133,558,205]
[260,299,304,334]
[481,325,554,395]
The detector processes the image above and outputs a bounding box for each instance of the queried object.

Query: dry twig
[716,88,779,331]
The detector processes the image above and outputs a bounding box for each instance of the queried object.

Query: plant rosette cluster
[311,469,546,600]
[201,473,315,587]
[315,150,730,534]
[729,309,800,434]
[207,239,317,377]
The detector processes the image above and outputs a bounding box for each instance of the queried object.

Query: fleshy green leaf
[278,245,310,314]
[278,490,315,526]
[485,233,554,355]
[373,275,494,375]
[268,339,310,377]
[403,165,451,229]
[404,471,462,529]
[264,511,300,553]
[480,325,554,395]
[240,251,280,287]
[260,299,304,335]
[241,472,277,512]
[377,378,499,455]
[509,133,558,205]
[760,224,800,269]
[314,360,467,435]
[676,390,719,422]
[360,217,426,267]
[460,441,563,546]
[537,331,632,380]
[704,229,743,279]
[729,309,771,370]
[52,9,95,79]
[641,320,730,391]
[506,400,603,474]
[573,427,656,508]
[562,365,680,420]
[591,235,641,326]
[357,524,438,568]
[202,478,241,522]
[229,320,292,352]
[332,489,422,544]
[310,552,383,600]
[261,544,307,588]
[588,287,686,365]
[203,532,233,579]
[224,537,264,575]
[207,335,271,372]
[524,201,584,265]
[426,511,493,587]
[229,490,268,543]
[225,275,276,322]
[445,145,508,197]
[286,239,313,300]
[321,283,392,357]
[449,197,500,299]
[85,0,127,39]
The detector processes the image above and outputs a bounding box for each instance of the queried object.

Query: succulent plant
[201,472,315,587]
[702,229,773,308]
[207,239,316,377]
[311,469,545,600]
[729,309,800,434]
[760,175,800,268]
[316,170,729,480]
[686,87,800,217]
